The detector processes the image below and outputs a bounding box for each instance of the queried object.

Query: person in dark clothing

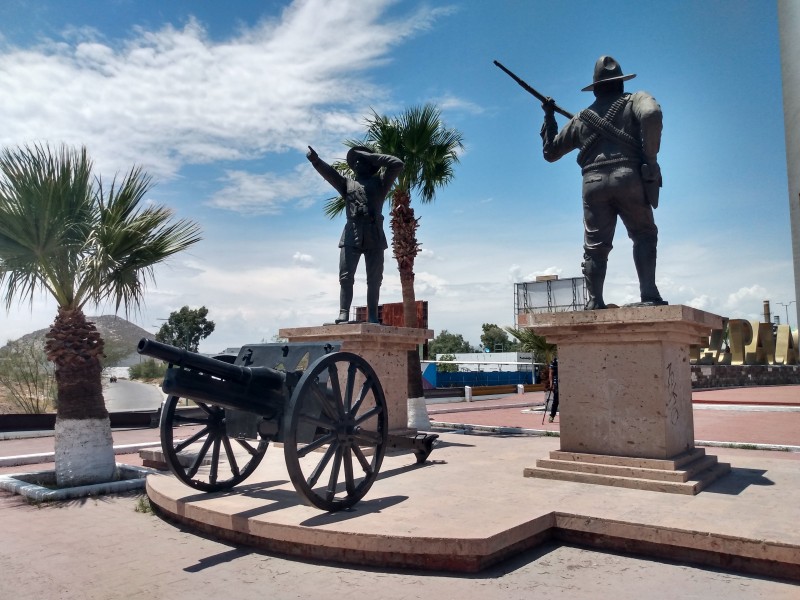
[548,356,559,422]
[540,56,666,310]
[307,145,403,323]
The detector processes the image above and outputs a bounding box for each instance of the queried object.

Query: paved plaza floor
[0,385,798,598]
[1,490,799,600]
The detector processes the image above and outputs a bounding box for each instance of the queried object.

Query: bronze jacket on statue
[309,154,404,250]
[541,90,662,172]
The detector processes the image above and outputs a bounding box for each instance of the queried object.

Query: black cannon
[137,338,437,511]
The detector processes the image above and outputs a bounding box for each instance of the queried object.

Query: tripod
[541,389,553,425]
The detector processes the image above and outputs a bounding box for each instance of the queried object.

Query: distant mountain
[9,315,155,367]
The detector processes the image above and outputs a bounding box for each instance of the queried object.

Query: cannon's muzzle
[137,338,283,386]
[136,338,286,399]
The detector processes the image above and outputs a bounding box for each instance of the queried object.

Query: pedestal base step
[524,449,731,495]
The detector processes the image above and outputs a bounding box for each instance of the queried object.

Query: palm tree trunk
[391,190,420,328]
[46,308,116,487]
[391,191,426,404]
[400,269,424,399]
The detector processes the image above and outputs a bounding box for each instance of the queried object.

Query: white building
[435,352,535,372]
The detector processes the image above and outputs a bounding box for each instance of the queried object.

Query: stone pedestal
[279,324,432,433]
[518,305,730,494]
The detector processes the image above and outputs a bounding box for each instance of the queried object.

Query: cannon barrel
[137,338,285,388]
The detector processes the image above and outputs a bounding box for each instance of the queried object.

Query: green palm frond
[322,149,361,219]
[0,144,93,309]
[360,104,464,205]
[0,143,201,316]
[323,195,346,219]
[89,167,201,313]
[504,326,557,364]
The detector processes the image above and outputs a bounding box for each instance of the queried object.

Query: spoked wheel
[160,395,269,492]
[284,352,388,511]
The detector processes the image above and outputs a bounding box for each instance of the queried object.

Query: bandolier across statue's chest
[577,94,644,168]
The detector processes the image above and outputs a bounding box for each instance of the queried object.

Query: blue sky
[0,0,794,351]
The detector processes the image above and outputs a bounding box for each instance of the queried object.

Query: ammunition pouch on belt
[641,163,662,209]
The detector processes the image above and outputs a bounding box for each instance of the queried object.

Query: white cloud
[417,247,438,261]
[292,251,314,264]
[507,264,562,283]
[434,94,485,115]
[686,294,713,311]
[208,166,322,214]
[0,1,447,179]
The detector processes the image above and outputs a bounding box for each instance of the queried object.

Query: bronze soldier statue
[540,56,666,309]
[307,145,404,323]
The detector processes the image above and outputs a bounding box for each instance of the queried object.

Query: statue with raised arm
[540,56,666,309]
[307,145,404,324]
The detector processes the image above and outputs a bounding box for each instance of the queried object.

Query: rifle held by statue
[493,60,574,119]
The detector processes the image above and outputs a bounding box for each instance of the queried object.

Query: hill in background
[8,315,156,367]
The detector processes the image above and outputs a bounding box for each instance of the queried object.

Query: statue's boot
[335,284,353,324]
[366,283,381,324]
[582,256,608,310]
[633,243,666,304]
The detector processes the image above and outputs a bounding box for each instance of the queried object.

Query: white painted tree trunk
[54,417,117,488]
[407,396,431,430]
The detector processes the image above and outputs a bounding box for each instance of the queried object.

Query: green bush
[0,339,57,413]
[437,353,458,373]
[129,359,167,380]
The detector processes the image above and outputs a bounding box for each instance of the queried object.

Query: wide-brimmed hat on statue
[346,145,378,174]
[581,55,636,92]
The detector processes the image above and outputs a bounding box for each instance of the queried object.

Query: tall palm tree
[326,104,464,401]
[0,144,201,487]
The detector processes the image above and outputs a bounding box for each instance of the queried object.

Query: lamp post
[777,301,796,330]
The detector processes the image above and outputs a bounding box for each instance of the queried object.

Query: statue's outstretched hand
[541,97,556,116]
[306,146,318,162]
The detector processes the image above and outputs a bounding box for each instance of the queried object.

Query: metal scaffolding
[514,277,585,324]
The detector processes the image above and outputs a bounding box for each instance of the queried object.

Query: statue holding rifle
[495,56,666,309]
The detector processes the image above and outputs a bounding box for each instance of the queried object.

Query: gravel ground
[0,492,797,600]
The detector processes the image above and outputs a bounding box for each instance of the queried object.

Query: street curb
[430,421,800,453]
[431,421,560,437]
[696,440,800,453]
[0,442,161,468]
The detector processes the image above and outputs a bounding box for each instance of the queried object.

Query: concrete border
[0,463,159,501]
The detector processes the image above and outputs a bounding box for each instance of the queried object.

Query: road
[103,378,164,412]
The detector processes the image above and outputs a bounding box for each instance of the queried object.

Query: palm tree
[504,326,557,364]
[326,104,464,401]
[505,326,557,385]
[0,144,201,487]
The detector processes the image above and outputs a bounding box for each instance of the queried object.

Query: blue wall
[422,363,533,388]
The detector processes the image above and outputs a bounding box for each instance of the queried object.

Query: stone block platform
[526,448,731,494]
[279,323,432,433]
[146,432,800,581]
[518,306,730,493]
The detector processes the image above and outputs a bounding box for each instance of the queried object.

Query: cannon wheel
[284,351,388,511]
[160,395,269,492]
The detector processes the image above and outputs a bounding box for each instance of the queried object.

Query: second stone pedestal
[518,305,730,494]
[279,323,432,433]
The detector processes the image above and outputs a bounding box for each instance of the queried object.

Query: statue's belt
[580,156,639,175]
